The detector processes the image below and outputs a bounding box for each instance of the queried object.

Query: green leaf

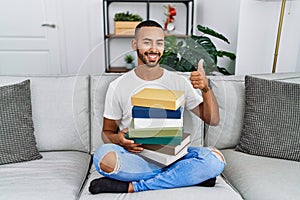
[216,50,236,60]
[114,11,143,21]
[197,24,230,44]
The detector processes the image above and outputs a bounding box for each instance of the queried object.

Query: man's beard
[137,49,162,68]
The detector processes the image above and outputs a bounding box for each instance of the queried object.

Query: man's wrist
[201,86,210,93]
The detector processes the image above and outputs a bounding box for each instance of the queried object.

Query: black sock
[195,177,216,187]
[89,177,129,194]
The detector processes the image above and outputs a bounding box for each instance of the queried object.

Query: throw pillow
[0,80,42,165]
[236,76,300,161]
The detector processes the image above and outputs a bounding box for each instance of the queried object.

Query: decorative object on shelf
[160,24,236,75]
[124,54,135,69]
[114,11,143,35]
[163,5,176,32]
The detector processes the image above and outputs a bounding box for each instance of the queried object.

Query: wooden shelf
[106,33,188,39]
[106,67,131,73]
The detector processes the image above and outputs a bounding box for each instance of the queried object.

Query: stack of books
[127,88,191,166]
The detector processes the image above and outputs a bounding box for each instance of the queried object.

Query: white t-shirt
[104,69,203,130]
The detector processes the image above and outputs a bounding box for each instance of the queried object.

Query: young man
[89,20,225,194]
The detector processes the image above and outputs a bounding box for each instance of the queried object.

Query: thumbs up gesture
[190,59,210,92]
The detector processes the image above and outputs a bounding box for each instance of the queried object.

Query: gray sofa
[0,72,299,200]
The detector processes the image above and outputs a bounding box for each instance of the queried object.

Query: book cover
[142,133,191,155]
[127,134,182,146]
[128,121,183,138]
[131,88,185,110]
[132,106,183,119]
[139,145,189,166]
[133,117,183,129]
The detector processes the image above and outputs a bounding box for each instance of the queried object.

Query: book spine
[128,126,183,138]
[131,136,182,146]
[132,106,182,119]
[131,97,179,110]
[133,118,183,129]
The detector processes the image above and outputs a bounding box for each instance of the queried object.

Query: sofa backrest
[205,72,300,150]
[0,75,90,153]
[90,73,204,153]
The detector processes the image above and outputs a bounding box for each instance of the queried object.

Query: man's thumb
[197,59,205,72]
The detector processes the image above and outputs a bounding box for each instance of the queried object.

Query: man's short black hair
[135,20,163,37]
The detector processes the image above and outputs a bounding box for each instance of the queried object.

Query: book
[133,117,183,129]
[139,145,189,166]
[142,133,191,155]
[132,106,183,119]
[128,121,183,138]
[127,134,183,146]
[131,88,185,110]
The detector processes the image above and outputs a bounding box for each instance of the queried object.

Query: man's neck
[134,65,164,81]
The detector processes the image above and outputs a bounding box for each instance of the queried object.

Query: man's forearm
[200,89,220,126]
[102,130,119,144]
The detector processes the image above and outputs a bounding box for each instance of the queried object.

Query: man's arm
[190,60,220,126]
[102,117,143,153]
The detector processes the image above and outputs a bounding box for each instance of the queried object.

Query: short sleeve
[103,83,122,120]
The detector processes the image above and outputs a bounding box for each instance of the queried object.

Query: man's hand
[190,59,209,92]
[117,128,143,153]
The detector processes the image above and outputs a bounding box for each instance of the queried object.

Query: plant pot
[126,63,135,69]
[114,21,141,35]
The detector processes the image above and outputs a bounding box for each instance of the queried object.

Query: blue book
[132,106,183,119]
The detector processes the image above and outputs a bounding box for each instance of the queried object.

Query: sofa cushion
[221,149,300,200]
[90,73,204,153]
[0,75,90,152]
[204,75,245,149]
[0,80,42,165]
[236,76,300,161]
[0,151,91,200]
[78,166,242,200]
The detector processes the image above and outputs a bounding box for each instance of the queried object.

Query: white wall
[235,0,300,75]
[194,0,241,74]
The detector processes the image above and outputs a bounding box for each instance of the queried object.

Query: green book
[128,120,183,138]
[125,133,182,146]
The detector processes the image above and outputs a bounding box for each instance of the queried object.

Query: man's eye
[157,42,163,46]
[144,42,150,45]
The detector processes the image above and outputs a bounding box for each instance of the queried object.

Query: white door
[0,0,62,75]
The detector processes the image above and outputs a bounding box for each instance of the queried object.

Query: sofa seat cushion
[221,149,300,200]
[78,166,242,200]
[0,151,91,200]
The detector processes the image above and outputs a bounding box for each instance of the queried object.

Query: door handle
[41,23,56,28]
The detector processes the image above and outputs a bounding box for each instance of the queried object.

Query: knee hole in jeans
[100,151,118,173]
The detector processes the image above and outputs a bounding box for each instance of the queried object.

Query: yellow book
[131,88,185,110]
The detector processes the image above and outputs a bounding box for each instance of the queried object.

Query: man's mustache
[144,51,161,56]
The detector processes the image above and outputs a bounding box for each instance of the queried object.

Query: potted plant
[114,11,143,35]
[124,54,135,69]
[160,24,236,75]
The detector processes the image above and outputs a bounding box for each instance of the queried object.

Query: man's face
[133,27,164,68]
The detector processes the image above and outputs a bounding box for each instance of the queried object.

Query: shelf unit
[103,0,194,72]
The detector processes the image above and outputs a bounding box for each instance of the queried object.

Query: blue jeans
[93,144,225,192]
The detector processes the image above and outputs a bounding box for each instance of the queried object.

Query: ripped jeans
[93,144,225,192]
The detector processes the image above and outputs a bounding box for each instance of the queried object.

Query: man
[89,20,225,194]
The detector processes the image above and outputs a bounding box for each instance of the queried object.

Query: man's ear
[132,39,137,51]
